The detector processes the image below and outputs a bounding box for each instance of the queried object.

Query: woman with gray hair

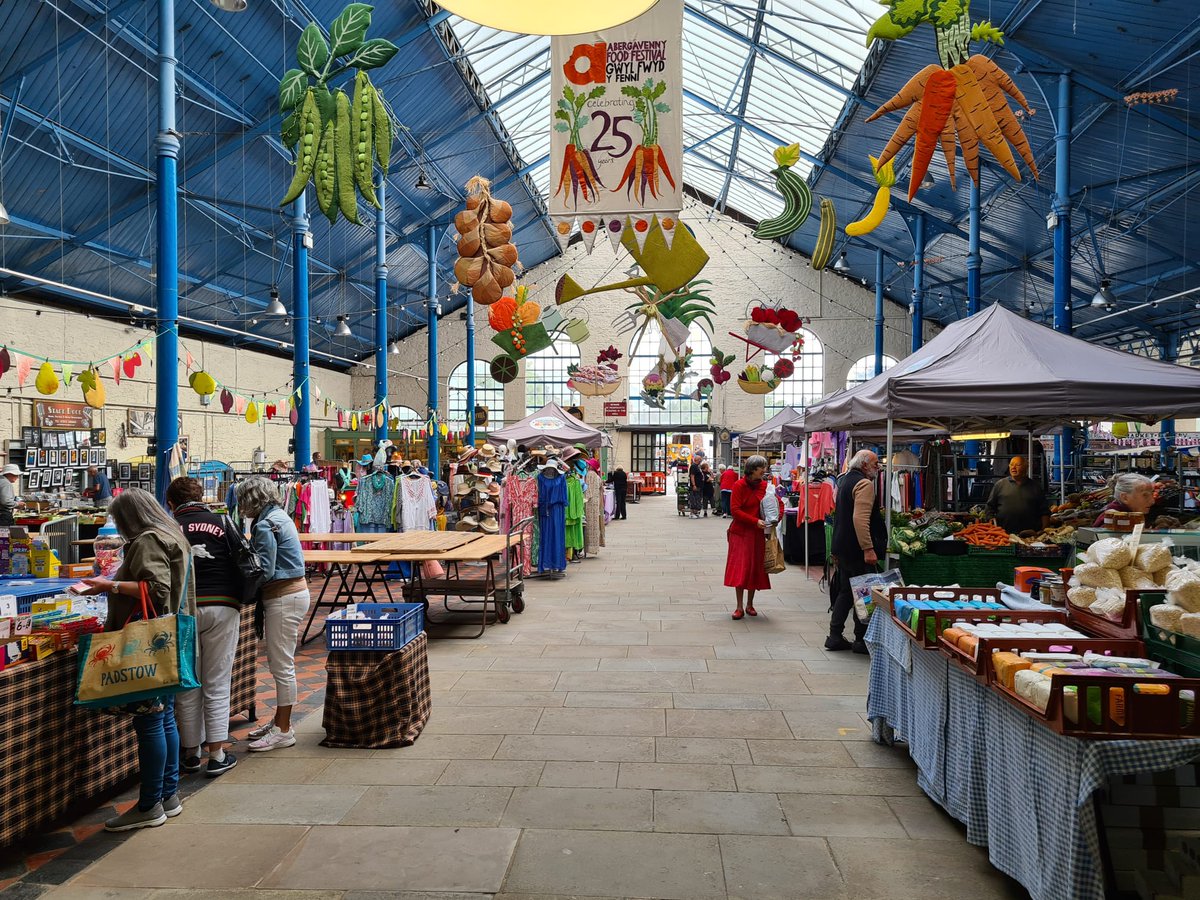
[80,488,197,832]
[1094,472,1155,527]
[235,476,310,752]
[724,455,771,619]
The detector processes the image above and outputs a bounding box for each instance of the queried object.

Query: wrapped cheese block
[957,634,979,658]
[1063,685,1080,724]
[992,651,1032,689]
[1074,563,1122,589]
[1014,669,1053,711]
[1150,604,1184,632]
[941,627,967,646]
[1136,543,1174,574]
[1022,652,1083,665]
[1087,537,1135,570]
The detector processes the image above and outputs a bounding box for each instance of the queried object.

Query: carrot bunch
[958,522,1011,549]
[613,80,676,203]
[867,54,1038,199]
[554,85,606,206]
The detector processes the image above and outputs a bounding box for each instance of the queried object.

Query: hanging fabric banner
[549,0,683,249]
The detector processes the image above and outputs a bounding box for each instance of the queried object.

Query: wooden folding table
[299,549,394,644]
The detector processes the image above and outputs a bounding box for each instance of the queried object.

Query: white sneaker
[248,726,296,752]
[247,721,273,740]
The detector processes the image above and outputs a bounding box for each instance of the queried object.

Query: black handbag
[224,514,266,605]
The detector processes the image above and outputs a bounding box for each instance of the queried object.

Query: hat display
[454,481,474,496]
[478,443,497,458]
[358,454,374,467]
[486,482,501,498]
[479,516,499,534]
[477,500,497,517]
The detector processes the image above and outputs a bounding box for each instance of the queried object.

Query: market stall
[489,401,612,450]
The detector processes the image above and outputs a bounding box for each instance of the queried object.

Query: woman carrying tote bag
[80,488,197,832]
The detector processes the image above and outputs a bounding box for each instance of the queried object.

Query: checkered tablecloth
[0,650,138,850]
[229,603,258,723]
[321,632,431,748]
[867,610,1200,900]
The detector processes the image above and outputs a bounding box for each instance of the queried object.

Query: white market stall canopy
[489,402,612,450]
[732,408,804,450]
[803,305,1200,433]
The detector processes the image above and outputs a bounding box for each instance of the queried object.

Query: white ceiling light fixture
[434,0,660,34]
[390,341,400,355]
[335,316,353,338]
[919,171,935,191]
[265,285,287,317]
[210,0,248,11]
[0,200,9,226]
[1091,278,1117,308]
[833,251,849,273]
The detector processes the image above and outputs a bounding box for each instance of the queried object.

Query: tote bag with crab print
[75,562,199,709]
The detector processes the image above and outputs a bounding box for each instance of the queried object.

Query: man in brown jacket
[827,450,886,652]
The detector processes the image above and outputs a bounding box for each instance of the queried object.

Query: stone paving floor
[42,495,1028,900]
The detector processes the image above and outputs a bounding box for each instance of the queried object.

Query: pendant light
[335,316,353,338]
[210,0,248,11]
[265,285,287,317]
[919,171,935,191]
[0,200,9,226]
[389,341,400,355]
[833,251,849,273]
[415,170,432,191]
[1091,278,1117,308]
[434,0,659,34]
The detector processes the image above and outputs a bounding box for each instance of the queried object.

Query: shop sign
[603,401,627,417]
[1112,433,1200,448]
[33,400,95,430]
[530,416,567,431]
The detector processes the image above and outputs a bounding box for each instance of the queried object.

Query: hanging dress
[503,473,539,576]
[584,468,605,556]
[537,471,567,573]
[565,474,585,554]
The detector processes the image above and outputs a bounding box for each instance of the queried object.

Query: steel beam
[375,171,389,444]
[1052,73,1072,335]
[911,214,925,352]
[426,227,440,473]
[713,0,768,213]
[292,191,312,468]
[154,0,179,503]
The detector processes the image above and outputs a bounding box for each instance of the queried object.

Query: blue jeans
[132,696,179,811]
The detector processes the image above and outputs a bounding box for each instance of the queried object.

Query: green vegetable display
[278,4,398,225]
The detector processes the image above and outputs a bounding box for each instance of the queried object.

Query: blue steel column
[1161,333,1179,467]
[911,213,925,352]
[374,174,388,443]
[1052,74,1073,485]
[426,227,439,473]
[153,0,179,502]
[873,249,885,375]
[1052,73,1072,334]
[466,294,476,445]
[291,194,311,469]
[967,178,982,315]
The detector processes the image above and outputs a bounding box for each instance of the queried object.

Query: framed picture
[24,448,36,469]
[45,450,56,467]
[92,428,107,446]
[127,409,155,438]
[119,463,132,481]
[139,481,152,492]
[51,469,64,488]
[97,448,107,466]
[25,471,37,489]
[36,449,48,467]
[137,463,152,481]
[68,449,78,467]
[21,427,39,446]
[55,449,66,467]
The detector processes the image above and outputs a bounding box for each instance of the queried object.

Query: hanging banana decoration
[278,3,399,225]
[752,144,812,240]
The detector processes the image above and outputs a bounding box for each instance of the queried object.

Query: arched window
[525,337,581,415]
[389,405,422,427]
[448,360,505,431]
[845,354,898,388]
[764,328,824,418]
[627,320,713,426]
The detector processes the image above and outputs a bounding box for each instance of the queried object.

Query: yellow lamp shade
[434,0,660,34]
[1111,422,1129,438]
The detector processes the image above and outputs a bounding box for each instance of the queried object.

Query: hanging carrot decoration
[554,85,607,206]
[613,79,676,203]
[864,1,1037,196]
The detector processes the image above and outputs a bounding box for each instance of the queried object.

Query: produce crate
[890,587,1002,648]
[1066,589,1145,641]
[927,540,969,556]
[896,552,960,585]
[326,602,424,652]
[987,664,1200,740]
[939,617,1139,682]
[1138,591,1200,678]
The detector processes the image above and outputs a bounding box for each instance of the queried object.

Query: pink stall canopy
[803,304,1200,433]
[489,402,612,450]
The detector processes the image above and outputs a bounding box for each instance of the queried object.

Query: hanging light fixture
[1091,278,1117,308]
[919,171,935,191]
[389,341,400,355]
[415,170,432,191]
[335,316,353,338]
[265,285,287,317]
[0,200,9,226]
[833,251,849,273]
[434,0,658,34]
[210,0,248,11]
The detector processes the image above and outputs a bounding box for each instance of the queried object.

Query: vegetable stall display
[278,3,400,224]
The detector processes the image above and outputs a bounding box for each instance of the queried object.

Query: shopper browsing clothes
[827,450,885,653]
[235,476,311,753]
[80,488,197,832]
[724,455,771,620]
[608,466,628,520]
[166,477,241,778]
[984,455,1051,534]
[718,463,737,518]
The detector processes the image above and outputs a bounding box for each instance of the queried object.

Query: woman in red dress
[725,455,770,619]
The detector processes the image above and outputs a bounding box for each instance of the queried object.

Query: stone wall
[0,296,352,464]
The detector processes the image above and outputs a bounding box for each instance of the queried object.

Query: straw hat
[478,442,497,458]
[477,500,497,517]
[486,482,501,498]
[479,516,499,534]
